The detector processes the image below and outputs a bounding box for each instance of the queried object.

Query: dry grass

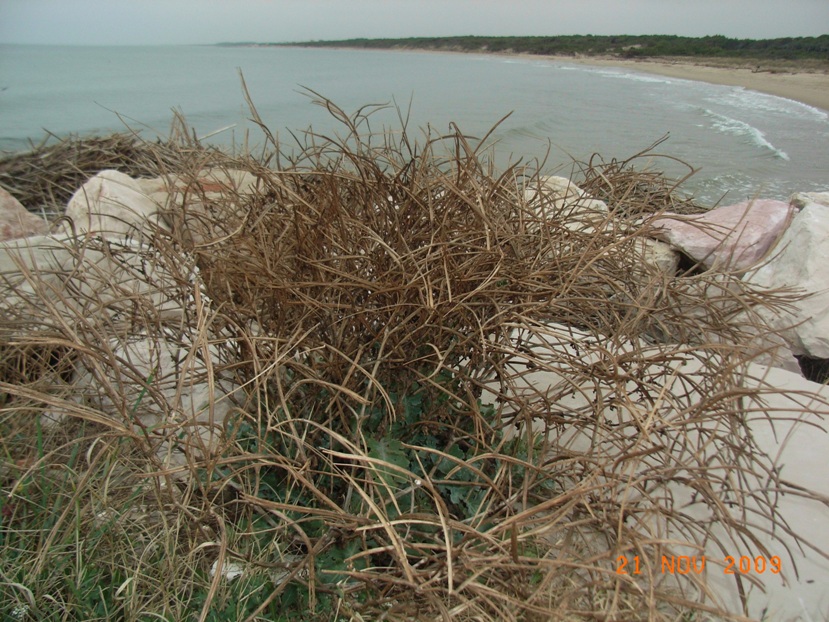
[576,136,707,216]
[0,121,236,219]
[0,94,825,621]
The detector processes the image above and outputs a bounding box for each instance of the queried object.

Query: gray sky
[1,0,827,46]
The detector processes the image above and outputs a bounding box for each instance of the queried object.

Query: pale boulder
[94,332,240,461]
[140,168,262,245]
[482,324,829,620]
[190,168,259,196]
[0,234,199,338]
[650,199,795,271]
[0,234,76,335]
[132,175,171,209]
[536,175,588,201]
[63,169,167,237]
[0,230,240,467]
[134,168,260,208]
[790,190,829,209]
[701,365,829,620]
[523,175,609,233]
[534,175,608,213]
[0,187,49,241]
[43,331,243,467]
[634,237,680,276]
[746,203,829,358]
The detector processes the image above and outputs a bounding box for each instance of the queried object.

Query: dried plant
[0,94,825,622]
[576,136,707,216]
[0,120,236,219]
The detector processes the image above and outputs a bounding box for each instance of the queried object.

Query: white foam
[592,67,677,85]
[704,109,791,161]
[716,87,829,123]
[554,63,677,85]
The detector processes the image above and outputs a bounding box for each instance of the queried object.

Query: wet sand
[548,56,829,113]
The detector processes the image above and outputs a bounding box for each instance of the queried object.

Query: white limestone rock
[0,187,49,241]
[0,233,241,467]
[139,168,262,246]
[0,230,234,460]
[0,233,199,338]
[634,237,680,276]
[523,175,609,233]
[63,169,167,238]
[482,323,829,620]
[210,560,246,582]
[190,168,260,196]
[790,190,829,209]
[132,175,171,210]
[536,175,588,200]
[0,234,70,299]
[81,331,240,463]
[40,329,242,467]
[136,168,260,207]
[745,203,829,358]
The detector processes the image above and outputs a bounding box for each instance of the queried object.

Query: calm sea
[1,44,827,205]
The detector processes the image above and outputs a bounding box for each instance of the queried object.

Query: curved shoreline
[285,45,829,114]
[555,55,829,113]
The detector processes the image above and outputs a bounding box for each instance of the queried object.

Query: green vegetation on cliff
[259,34,829,60]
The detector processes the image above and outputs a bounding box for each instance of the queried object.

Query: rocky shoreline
[4,168,828,378]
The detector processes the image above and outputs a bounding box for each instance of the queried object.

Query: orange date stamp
[616,555,782,575]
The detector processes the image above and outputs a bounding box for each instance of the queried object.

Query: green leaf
[317,539,370,589]
[433,443,464,476]
[366,437,409,486]
[448,484,467,506]
[403,392,423,421]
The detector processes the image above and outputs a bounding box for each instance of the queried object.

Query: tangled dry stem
[0,95,825,621]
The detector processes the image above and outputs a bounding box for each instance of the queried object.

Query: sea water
[1,44,827,205]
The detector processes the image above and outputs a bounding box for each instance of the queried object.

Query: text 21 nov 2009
[616,555,782,576]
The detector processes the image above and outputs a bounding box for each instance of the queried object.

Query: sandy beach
[553,56,829,113]
[314,45,829,113]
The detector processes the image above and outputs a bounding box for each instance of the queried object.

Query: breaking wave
[557,64,677,85]
[704,109,790,160]
[716,87,829,122]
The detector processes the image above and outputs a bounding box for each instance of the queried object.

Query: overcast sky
[1,0,827,46]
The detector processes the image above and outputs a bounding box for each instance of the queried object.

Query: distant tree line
[260,34,829,60]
